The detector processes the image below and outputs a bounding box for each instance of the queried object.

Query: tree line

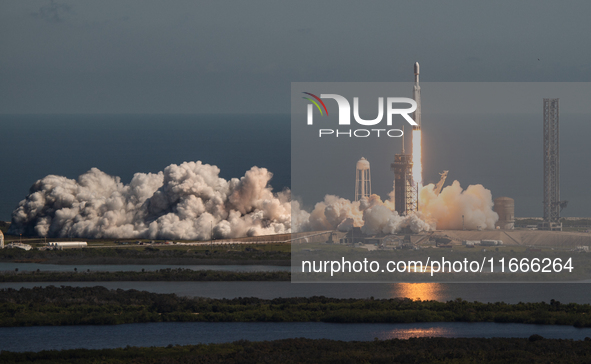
[2,337,591,363]
[3,286,591,328]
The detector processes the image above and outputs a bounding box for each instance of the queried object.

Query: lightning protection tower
[542,98,562,231]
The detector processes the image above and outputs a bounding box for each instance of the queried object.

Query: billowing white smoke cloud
[420,180,498,230]
[9,161,291,239]
[295,194,433,235]
[291,180,498,235]
[9,161,498,239]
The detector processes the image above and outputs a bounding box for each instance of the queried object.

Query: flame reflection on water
[395,283,444,301]
[381,326,452,340]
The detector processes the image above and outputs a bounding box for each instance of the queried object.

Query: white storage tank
[462,240,480,246]
[494,197,515,230]
[355,157,371,202]
[49,242,88,249]
[481,240,498,246]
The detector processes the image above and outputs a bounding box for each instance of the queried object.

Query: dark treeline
[0,269,290,282]
[4,286,591,328]
[2,337,591,363]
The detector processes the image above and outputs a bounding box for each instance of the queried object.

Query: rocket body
[412,62,421,130]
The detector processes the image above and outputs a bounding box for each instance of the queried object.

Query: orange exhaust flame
[412,129,422,194]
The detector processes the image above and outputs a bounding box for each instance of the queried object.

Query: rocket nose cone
[414,62,420,75]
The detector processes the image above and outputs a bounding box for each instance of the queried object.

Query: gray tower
[541,98,563,231]
[391,154,417,215]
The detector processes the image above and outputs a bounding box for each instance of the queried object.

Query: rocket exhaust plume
[8,162,292,240]
[8,160,498,238]
[412,129,422,188]
[8,64,498,238]
[420,181,498,230]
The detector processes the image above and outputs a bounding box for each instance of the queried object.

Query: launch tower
[391,154,417,215]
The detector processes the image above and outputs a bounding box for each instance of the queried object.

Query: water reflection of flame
[382,326,451,340]
[395,283,443,301]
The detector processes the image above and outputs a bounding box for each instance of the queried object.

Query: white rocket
[412,62,421,130]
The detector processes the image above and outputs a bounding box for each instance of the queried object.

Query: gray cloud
[1,0,590,114]
[31,0,72,23]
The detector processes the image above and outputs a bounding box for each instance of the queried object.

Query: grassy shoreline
[0,244,291,265]
[5,258,290,265]
[0,269,290,282]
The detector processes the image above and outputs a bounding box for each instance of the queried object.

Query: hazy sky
[1,0,591,114]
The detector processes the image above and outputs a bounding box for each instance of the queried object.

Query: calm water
[0,263,289,273]
[1,322,590,352]
[2,281,591,304]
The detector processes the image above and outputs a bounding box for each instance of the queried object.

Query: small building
[48,242,88,249]
[364,236,386,245]
[538,221,563,231]
[339,227,364,245]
